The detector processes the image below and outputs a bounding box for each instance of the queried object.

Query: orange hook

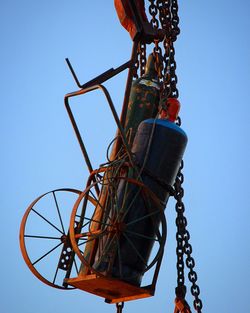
[174,298,191,313]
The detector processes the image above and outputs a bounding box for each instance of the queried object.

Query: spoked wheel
[20,188,82,289]
[70,168,167,286]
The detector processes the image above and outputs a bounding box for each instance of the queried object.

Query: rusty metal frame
[67,166,166,302]
[64,84,134,175]
[64,41,139,168]
[64,41,139,174]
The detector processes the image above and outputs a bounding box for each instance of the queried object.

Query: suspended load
[19,1,203,312]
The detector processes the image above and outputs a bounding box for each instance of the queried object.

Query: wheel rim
[20,188,82,289]
[70,169,167,285]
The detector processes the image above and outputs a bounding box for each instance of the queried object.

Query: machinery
[19,1,203,312]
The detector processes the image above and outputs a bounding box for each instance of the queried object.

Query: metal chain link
[170,0,180,41]
[139,42,147,77]
[174,165,203,313]
[149,0,159,29]
[156,0,171,35]
[133,49,140,79]
[183,231,203,312]
[149,1,203,311]
[153,40,163,81]
[116,302,124,313]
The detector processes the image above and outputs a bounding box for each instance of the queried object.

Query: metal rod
[66,58,131,89]
[110,40,139,159]
[64,84,136,172]
[65,96,94,176]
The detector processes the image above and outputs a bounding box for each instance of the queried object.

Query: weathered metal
[67,166,166,301]
[114,0,164,43]
[19,189,82,289]
[19,1,204,310]
[66,58,131,90]
[124,53,160,145]
[65,274,153,303]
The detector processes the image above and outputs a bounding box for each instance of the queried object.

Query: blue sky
[1,1,250,312]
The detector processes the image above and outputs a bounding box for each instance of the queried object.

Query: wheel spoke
[20,188,82,289]
[116,234,123,278]
[141,192,163,241]
[53,266,59,285]
[89,189,106,211]
[32,241,63,266]
[77,232,105,247]
[83,216,111,227]
[53,191,65,234]
[73,258,79,274]
[124,229,159,242]
[123,232,148,267]
[31,208,64,235]
[121,185,142,221]
[126,209,161,227]
[24,235,61,240]
[94,234,117,267]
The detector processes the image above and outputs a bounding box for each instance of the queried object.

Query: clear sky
[1,1,250,312]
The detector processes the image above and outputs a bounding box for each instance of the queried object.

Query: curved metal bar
[64,84,136,173]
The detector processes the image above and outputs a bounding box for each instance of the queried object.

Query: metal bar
[110,40,139,159]
[64,97,94,175]
[31,208,64,235]
[80,61,131,89]
[66,58,131,89]
[64,84,136,170]
[53,191,66,234]
[24,235,61,240]
[65,58,81,88]
[32,241,63,266]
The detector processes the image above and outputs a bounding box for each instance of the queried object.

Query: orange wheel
[69,169,166,285]
[20,188,82,289]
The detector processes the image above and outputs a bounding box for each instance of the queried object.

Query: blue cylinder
[132,118,188,203]
[94,119,188,286]
[110,119,188,285]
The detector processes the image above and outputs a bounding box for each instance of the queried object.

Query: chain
[173,77,203,313]
[133,49,140,79]
[139,42,147,76]
[174,160,185,288]
[170,0,180,41]
[149,0,159,29]
[183,231,203,312]
[153,40,163,81]
[174,167,203,312]
[156,0,171,35]
[116,302,124,313]
[150,1,204,311]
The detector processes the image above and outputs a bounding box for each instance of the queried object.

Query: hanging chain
[149,0,159,29]
[183,231,203,312]
[133,49,140,79]
[148,1,203,311]
[132,43,146,79]
[174,161,203,313]
[139,42,147,76]
[116,302,124,313]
